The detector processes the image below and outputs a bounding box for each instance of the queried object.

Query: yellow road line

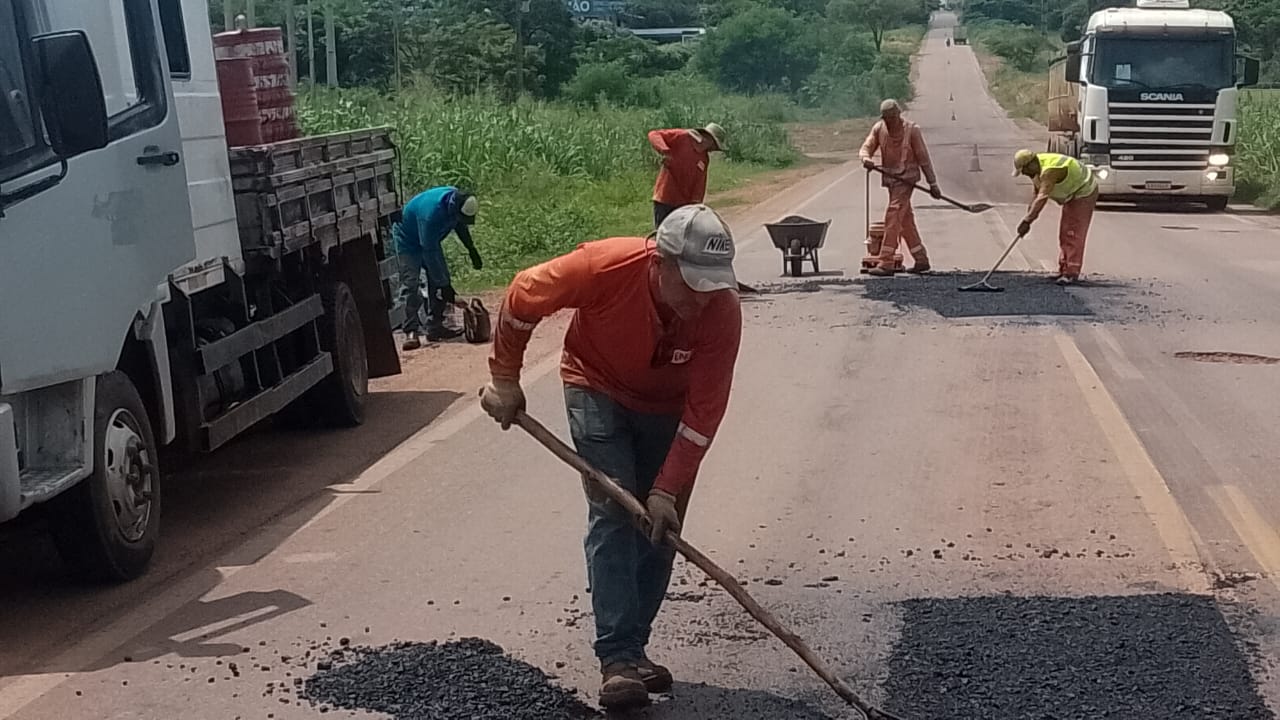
[1054,333,1209,593]
[1209,485,1280,591]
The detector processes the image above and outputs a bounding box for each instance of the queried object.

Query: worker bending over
[1012,150,1099,285]
[395,186,483,349]
[859,99,942,276]
[481,205,742,710]
[648,123,727,228]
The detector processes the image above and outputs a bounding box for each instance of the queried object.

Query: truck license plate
[1145,181,1173,191]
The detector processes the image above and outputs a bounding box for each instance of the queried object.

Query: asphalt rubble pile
[302,637,598,720]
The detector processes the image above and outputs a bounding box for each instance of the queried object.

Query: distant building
[628,27,706,44]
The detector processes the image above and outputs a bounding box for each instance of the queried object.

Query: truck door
[0,0,195,391]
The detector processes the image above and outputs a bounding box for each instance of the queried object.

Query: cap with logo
[655,203,737,293]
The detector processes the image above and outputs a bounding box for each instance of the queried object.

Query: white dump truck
[1047,0,1259,210]
[0,0,403,580]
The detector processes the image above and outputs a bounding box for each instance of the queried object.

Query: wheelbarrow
[765,215,831,278]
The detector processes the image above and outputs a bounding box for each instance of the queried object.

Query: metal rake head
[958,279,1004,292]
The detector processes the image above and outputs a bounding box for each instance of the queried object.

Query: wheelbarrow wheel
[788,239,803,278]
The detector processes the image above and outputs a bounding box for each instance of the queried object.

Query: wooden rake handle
[512,409,904,720]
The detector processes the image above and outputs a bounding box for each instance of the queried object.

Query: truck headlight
[1095,168,1110,180]
[1209,153,1230,167]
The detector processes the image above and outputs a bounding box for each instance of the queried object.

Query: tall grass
[298,82,799,289]
[1236,90,1280,207]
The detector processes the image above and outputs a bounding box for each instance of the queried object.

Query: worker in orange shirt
[648,123,727,227]
[480,204,742,710]
[859,99,943,276]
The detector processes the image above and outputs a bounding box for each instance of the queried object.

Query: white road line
[1092,326,1145,381]
[1054,333,1208,593]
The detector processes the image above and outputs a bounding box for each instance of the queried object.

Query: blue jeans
[564,385,681,665]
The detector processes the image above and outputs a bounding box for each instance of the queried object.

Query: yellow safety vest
[1036,153,1096,204]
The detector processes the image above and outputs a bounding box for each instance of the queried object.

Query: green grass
[299,81,799,291]
[1236,90,1280,208]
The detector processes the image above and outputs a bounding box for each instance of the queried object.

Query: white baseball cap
[655,204,737,292]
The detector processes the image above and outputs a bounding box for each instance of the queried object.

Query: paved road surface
[5,13,1280,719]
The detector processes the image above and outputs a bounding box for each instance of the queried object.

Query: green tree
[827,0,914,51]
[695,3,820,92]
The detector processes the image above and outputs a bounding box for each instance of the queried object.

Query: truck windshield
[1092,36,1234,91]
[0,0,40,174]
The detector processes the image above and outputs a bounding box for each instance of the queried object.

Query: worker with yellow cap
[1012,150,1099,285]
[859,99,942,276]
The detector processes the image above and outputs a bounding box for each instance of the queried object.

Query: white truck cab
[1,0,401,581]
[1048,0,1260,210]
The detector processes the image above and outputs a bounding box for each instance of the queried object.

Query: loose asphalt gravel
[302,638,598,719]
[881,593,1273,720]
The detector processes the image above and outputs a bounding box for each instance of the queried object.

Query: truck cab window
[37,0,167,139]
[157,0,190,77]
[0,0,39,170]
[1092,37,1233,90]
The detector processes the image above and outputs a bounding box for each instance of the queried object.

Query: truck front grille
[1107,102,1215,171]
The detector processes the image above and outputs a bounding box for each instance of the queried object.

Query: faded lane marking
[0,352,564,719]
[1208,485,1280,593]
[1055,333,1208,593]
[1093,327,1145,381]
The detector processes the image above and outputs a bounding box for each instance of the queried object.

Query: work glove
[1017,219,1033,237]
[645,490,681,546]
[434,285,457,305]
[480,378,525,430]
[929,183,943,200]
[862,158,876,171]
[468,247,483,271]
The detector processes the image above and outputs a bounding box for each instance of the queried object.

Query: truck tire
[48,371,160,582]
[1205,196,1229,212]
[311,281,369,427]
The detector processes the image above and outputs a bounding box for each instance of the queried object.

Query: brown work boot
[1056,275,1078,286]
[600,662,649,709]
[867,266,896,277]
[907,261,931,274]
[636,657,674,693]
[401,331,422,351]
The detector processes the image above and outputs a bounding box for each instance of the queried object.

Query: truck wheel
[311,281,368,427]
[1205,197,1229,212]
[48,371,160,582]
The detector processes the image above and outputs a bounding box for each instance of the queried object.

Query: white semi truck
[1047,0,1259,210]
[0,0,404,580]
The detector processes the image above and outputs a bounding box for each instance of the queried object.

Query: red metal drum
[215,57,263,147]
[213,27,299,143]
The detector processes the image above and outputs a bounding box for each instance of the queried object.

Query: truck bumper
[1092,166,1234,202]
[0,403,20,523]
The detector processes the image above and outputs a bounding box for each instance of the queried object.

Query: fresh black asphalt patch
[302,638,597,719]
[750,272,1168,323]
[881,593,1272,719]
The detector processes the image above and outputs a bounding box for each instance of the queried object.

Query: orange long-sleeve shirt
[489,237,742,496]
[649,129,710,207]
[859,120,937,187]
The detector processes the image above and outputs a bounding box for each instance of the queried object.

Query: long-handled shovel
[511,408,907,720]
[958,232,1026,292]
[871,165,994,214]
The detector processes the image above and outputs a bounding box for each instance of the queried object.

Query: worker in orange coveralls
[648,123,727,228]
[480,204,742,710]
[859,99,943,276]
[1012,149,1099,285]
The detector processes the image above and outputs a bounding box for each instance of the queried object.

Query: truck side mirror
[1065,50,1082,84]
[33,31,109,158]
[1238,56,1260,87]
